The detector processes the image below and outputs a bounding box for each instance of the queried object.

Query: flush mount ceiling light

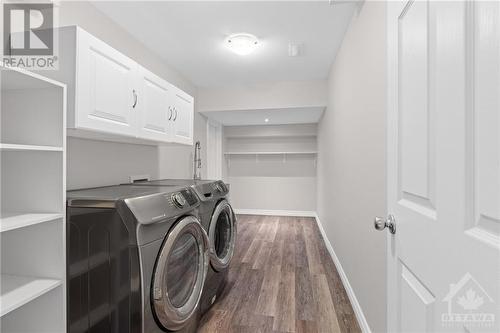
[264,118,269,123]
[225,33,259,56]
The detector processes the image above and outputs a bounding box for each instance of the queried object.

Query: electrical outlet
[129,174,151,183]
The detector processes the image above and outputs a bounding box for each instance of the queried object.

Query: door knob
[374,214,396,234]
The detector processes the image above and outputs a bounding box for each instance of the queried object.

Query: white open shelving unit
[224,151,317,155]
[224,127,318,168]
[224,151,317,165]
[1,65,66,332]
[222,124,318,211]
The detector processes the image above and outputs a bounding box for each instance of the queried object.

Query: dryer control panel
[192,180,229,202]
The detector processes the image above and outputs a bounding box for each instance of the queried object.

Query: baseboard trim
[314,213,372,333]
[234,209,316,217]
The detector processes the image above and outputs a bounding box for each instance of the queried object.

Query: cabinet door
[75,30,137,137]
[137,67,172,142]
[170,87,194,145]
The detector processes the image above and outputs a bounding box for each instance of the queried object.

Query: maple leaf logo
[457,289,484,310]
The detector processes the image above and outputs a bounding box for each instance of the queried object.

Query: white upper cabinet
[45,26,194,145]
[170,87,194,145]
[76,31,138,137]
[137,66,172,141]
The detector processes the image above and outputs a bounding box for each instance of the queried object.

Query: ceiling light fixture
[225,33,259,56]
[264,118,269,123]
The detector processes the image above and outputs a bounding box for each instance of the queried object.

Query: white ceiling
[201,107,325,126]
[91,1,356,88]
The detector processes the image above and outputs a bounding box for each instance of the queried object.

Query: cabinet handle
[173,107,178,121]
[168,107,173,120]
[132,90,138,108]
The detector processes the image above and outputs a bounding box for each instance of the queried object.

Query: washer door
[209,200,237,272]
[152,216,209,331]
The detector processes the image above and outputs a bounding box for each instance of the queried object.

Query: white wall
[198,80,327,112]
[66,111,208,189]
[67,138,158,189]
[224,124,317,213]
[316,2,387,332]
[55,1,208,189]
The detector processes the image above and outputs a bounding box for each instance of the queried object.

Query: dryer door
[152,216,208,331]
[209,199,237,272]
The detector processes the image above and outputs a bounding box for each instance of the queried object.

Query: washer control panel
[171,192,187,208]
[125,188,200,225]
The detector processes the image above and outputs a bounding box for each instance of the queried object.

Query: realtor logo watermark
[441,273,496,330]
[3,2,58,69]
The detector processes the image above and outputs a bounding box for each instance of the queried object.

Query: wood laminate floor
[198,215,361,333]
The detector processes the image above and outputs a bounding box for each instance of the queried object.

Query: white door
[206,120,222,180]
[76,30,137,136]
[386,1,499,332]
[170,87,194,145]
[137,66,172,142]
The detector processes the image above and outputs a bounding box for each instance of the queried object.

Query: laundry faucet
[193,141,202,180]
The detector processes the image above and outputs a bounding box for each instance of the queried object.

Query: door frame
[206,119,223,180]
[386,1,404,331]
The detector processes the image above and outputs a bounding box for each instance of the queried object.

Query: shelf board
[225,134,317,139]
[224,151,317,155]
[0,143,63,152]
[0,274,62,317]
[0,213,63,233]
[1,64,66,91]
